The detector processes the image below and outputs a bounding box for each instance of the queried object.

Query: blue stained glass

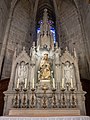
[50,27,56,43]
[37,28,40,33]
[37,27,56,43]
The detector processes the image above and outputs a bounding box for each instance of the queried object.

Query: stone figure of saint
[16,61,28,88]
[64,61,73,84]
[39,53,51,80]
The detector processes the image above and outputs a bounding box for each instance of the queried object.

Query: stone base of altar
[8,108,81,117]
[0,116,90,120]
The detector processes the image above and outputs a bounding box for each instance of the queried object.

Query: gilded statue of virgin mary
[39,53,51,80]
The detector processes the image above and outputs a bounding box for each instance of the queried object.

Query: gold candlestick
[22,88,27,108]
[52,88,57,108]
[42,84,48,108]
[14,88,20,108]
[61,88,66,108]
[70,88,76,108]
[30,88,35,108]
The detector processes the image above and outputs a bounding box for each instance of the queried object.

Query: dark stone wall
[57,0,89,80]
[0,78,9,116]
[81,79,90,116]
[1,0,34,79]
[0,0,11,52]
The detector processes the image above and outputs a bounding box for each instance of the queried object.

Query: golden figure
[39,53,51,80]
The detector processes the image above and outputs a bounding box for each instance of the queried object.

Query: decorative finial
[23,46,25,52]
[56,42,58,48]
[14,47,17,54]
[33,42,35,47]
[30,48,32,57]
[13,47,17,60]
[43,8,48,23]
[74,48,77,58]
[65,46,68,52]
[44,9,47,12]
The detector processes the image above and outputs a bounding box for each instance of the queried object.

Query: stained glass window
[37,20,56,44]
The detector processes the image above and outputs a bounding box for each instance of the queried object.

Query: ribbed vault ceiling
[36,0,56,25]
[36,0,77,26]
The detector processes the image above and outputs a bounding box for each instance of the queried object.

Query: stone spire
[42,9,50,33]
[37,9,54,50]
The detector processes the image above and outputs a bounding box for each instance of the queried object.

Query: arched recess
[56,0,89,80]
[2,0,33,78]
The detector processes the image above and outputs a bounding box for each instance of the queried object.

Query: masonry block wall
[2,0,34,78]
[0,0,11,52]
[85,4,90,74]
[56,0,90,80]
[0,0,90,80]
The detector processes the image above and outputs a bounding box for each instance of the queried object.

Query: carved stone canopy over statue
[39,53,51,80]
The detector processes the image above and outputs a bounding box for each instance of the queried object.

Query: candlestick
[32,78,34,88]
[25,78,27,88]
[17,78,19,88]
[53,78,55,88]
[62,78,64,88]
[71,78,73,88]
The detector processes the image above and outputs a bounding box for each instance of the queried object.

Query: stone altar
[3,9,86,116]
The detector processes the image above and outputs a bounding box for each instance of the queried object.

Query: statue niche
[63,61,75,88]
[15,61,28,89]
[38,53,51,80]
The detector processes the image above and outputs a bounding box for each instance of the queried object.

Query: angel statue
[64,61,74,88]
[16,61,28,88]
